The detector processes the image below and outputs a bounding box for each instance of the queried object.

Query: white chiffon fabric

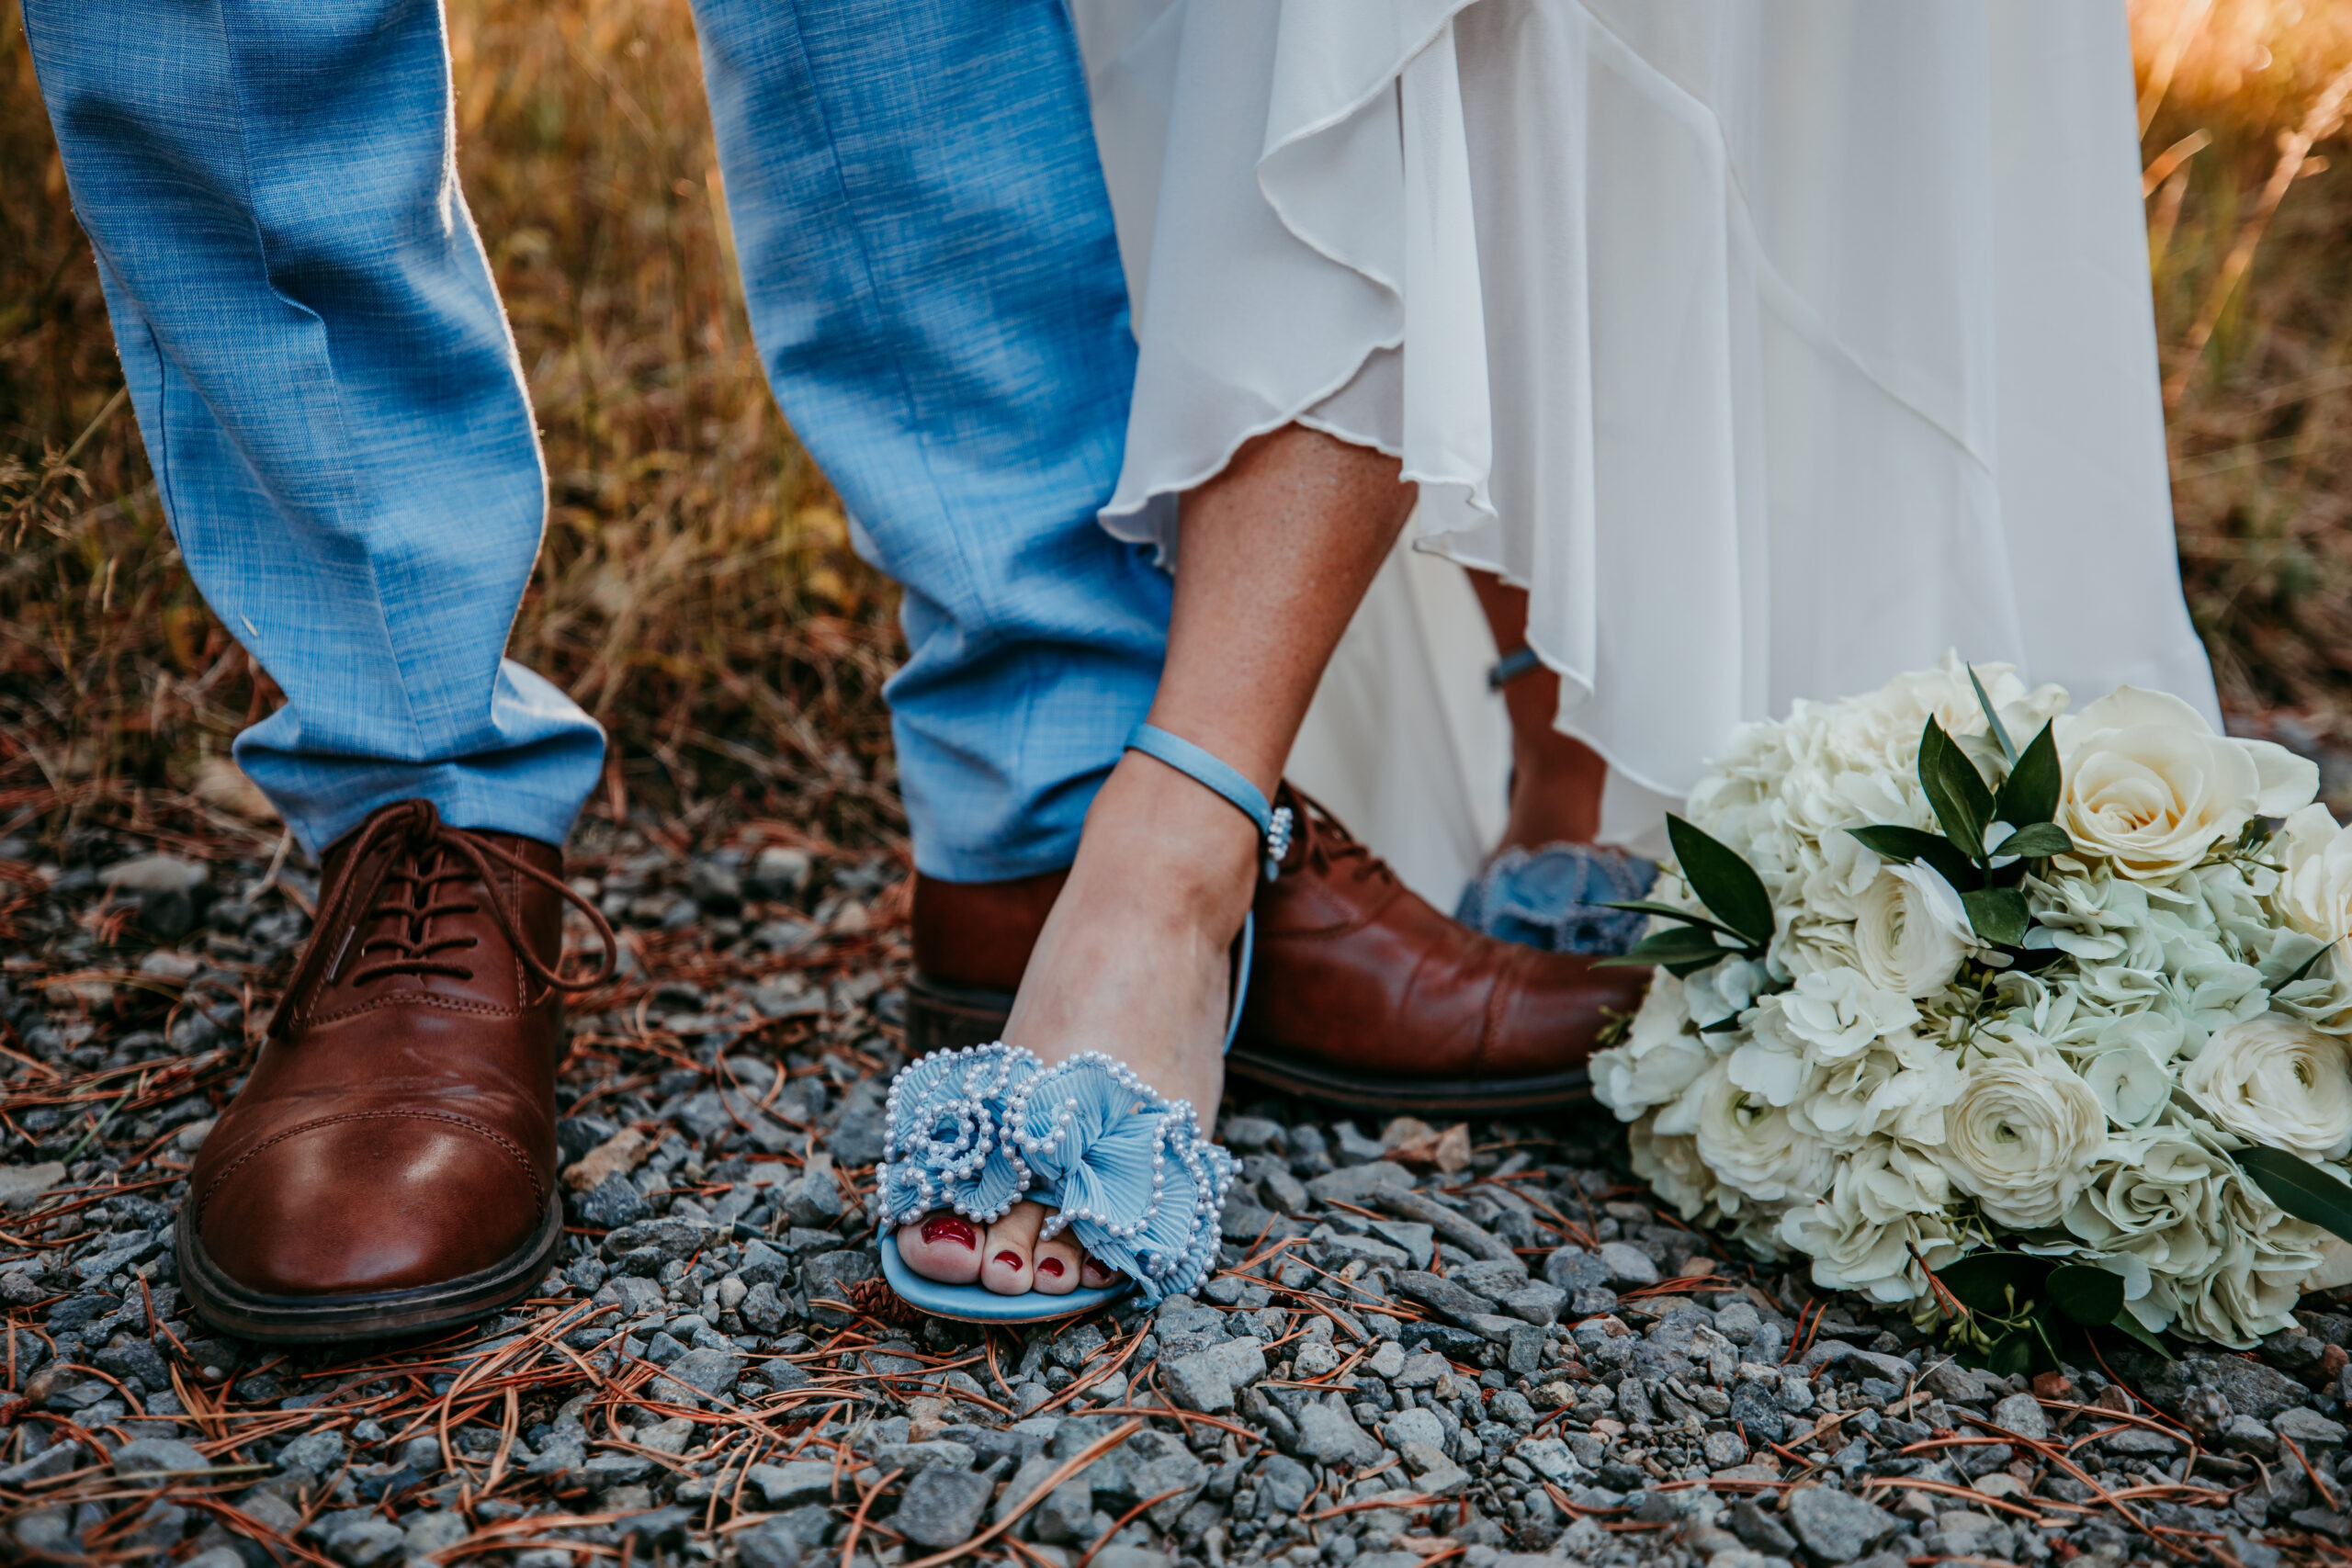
[1070,0,2221,908]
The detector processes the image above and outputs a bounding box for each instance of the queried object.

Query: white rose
[2181,1014,2352,1160]
[1659,1062,1834,1213]
[1589,971,1713,1122]
[1777,1141,1964,1303]
[1934,1043,2105,1228]
[1852,862,1974,998]
[2058,687,2316,881]
[2275,804,2352,964]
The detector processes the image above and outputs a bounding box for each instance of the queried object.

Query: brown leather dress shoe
[178,800,615,1343]
[904,786,1648,1111]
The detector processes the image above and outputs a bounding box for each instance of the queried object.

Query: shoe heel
[903,972,1013,1052]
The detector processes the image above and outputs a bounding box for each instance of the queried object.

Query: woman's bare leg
[1466,570,1608,852]
[900,425,1415,1287]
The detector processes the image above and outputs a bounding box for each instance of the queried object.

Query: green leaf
[1935,1251,2043,1317]
[1665,815,1775,949]
[2106,1312,2173,1360]
[1993,721,2063,829]
[1918,718,1996,862]
[1987,1330,2037,1379]
[1992,822,2073,860]
[1961,886,2031,947]
[1968,665,2019,767]
[2284,941,2335,989]
[1598,925,1743,977]
[1848,825,1983,892]
[2046,1264,2124,1327]
[2238,1146,2352,1245]
[1600,900,1752,945]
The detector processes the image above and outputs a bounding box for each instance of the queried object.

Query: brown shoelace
[1283,784,1397,890]
[275,801,617,1037]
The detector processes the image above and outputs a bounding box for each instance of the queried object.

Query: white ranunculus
[1852,862,1974,998]
[1661,1062,1834,1213]
[1777,1141,1964,1303]
[1589,971,1713,1122]
[2058,687,2317,881]
[2080,1044,2172,1128]
[2275,804,2352,963]
[1934,1043,2106,1228]
[2180,1014,2352,1160]
[1628,1117,1717,1224]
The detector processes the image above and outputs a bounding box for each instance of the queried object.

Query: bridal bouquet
[1590,655,2352,1355]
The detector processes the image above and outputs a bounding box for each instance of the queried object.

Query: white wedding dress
[1069,0,2221,909]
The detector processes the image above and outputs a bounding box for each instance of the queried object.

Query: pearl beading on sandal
[876,1041,1237,1304]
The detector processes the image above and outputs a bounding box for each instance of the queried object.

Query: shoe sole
[177,1195,563,1345]
[907,973,1596,1112]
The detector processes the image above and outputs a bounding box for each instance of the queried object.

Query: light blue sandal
[872,724,1291,1325]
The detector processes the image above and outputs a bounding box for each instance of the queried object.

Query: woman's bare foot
[895,747,1259,1291]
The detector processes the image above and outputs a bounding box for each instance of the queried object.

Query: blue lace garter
[875,1041,1237,1306]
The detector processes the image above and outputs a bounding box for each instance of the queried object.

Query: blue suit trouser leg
[691,0,1168,881]
[28,0,1155,877]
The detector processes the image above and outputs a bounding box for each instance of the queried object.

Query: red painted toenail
[994,1250,1024,1269]
[1083,1264,1112,1283]
[921,1216,977,1249]
[1037,1258,1066,1278]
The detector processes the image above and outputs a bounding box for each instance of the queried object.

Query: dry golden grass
[0,0,899,847]
[7,0,2352,849]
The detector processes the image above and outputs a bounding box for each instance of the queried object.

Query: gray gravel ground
[6,814,2352,1568]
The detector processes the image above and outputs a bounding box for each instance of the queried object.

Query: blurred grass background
[6,0,2352,850]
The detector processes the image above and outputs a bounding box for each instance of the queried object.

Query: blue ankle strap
[1125,722,1281,1054]
[1125,723,1295,882]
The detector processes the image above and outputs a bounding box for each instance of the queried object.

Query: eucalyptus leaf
[1918,718,1995,861]
[1993,720,2063,829]
[2238,1146,2352,1245]
[1665,814,1775,948]
[2045,1264,2124,1327]
[1993,822,2073,860]
[1968,664,2019,766]
[1961,886,2031,947]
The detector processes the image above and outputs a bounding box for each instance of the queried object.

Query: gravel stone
[1163,1338,1267,1414]
[1786,1485,1901,1562]
[1592,1241,1659,1288]
[894,1463,996,1547]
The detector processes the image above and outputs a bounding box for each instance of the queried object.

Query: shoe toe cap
[196,1111,547,1297]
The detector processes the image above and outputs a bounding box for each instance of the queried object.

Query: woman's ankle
[1500,733,1607,851]
[1069,750,1261,936]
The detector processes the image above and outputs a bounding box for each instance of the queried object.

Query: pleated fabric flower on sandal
[876,1043,1237,1321]
[871,722,1276,1325]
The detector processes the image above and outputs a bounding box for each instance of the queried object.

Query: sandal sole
[876,1233,1126,1325]
[177,1195,563,1344]
[908,972,1596,1112]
